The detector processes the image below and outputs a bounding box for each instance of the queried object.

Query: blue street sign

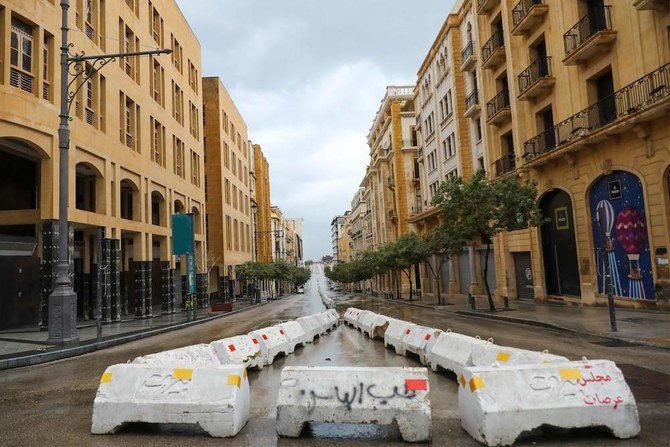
[172,213,195,255]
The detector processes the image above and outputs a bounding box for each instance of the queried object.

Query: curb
[452,310,670,351]
[0,302,267,371]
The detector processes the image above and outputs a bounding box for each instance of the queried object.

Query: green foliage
[237,260,311,286]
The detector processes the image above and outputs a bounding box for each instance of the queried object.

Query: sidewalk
[0,299,262,370]
[363,293,670,349]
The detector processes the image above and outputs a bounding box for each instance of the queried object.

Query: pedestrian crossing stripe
[496,352,511,362]
[100,372,112,384]
[470,377,485,392]
[227,374,242,387]
[173,368,193,380]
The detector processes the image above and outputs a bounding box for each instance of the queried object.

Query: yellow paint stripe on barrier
[227,374,242,387]
[559,368,583,381]
[173,368,193,380]
[244,369,248,379]
[459,375,466,388]
[469,377,485,392]
[100,372,112,384]
[496,352,511,362]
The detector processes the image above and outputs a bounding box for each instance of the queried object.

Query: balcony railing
[466,88,479,110]
[494,152,516,177]
[462,40,475,62]
[564,6,612,57]
[512,0,544,28]
[518,56,552,93]
[523,62,670,161]
[486,89,510,121]
[481,30,504,64]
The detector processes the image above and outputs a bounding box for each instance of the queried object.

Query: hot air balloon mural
[596,200,622,296]
[615,207,648,299]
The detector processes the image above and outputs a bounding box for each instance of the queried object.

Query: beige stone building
[253,143,272,263]
[472,0,670,310]
[202,77,253,303]
[0,0,206,330]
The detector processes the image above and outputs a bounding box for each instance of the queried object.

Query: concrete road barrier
[429,332,488,377]
[313,313,332,335]
[277,321,308,351]
[343,308,362,327]
[276,366,431,442]
[357,312,392,339]
[324,309,340,329]
[401,325,442,366]
[318,311,338,332]
[352,310,374,332]
[131,344,220,366]
[470,343,569,368]
[249,326,292,365]
[91,363,250,437]
[458,360,640,446]
[211,335,263,370]
[296,315,322,343]
[384,319,415,355]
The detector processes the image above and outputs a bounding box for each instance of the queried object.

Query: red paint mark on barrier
[228,344,236,352]
[425,334,432,341]
[405,379,428,391]
[279,329,285,335]
[262,334,268,340]
[252,338,259,344]
[406,329,411,335]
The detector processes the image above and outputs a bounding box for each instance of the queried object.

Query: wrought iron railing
[494,152,516,177]
[512,0,544,28]
[482,30,504,64]
[466,88,479,110]
[518,56,552,94]
[523,62,670,161]
[564,5,612,56]
[462,40,475,62]
[486,89,510,120]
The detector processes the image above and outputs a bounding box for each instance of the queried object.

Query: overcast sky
[176,0,455,260]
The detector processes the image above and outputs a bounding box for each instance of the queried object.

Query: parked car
[296,286,305,294]
[331,285,342,292]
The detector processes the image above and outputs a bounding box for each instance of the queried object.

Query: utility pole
[48,0,171,344]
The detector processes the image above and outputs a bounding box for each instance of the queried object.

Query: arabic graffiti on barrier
[298,379,427,412]
[589,170,654,300]
[528,369,623,410]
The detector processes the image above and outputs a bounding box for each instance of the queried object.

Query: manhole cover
[618,364,670,402]
[620,317,664,325]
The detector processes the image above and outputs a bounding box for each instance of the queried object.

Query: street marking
[100,372,112,384]
[405,379,428,391]
[172,368,193,380]
[496,352,511,362]
[470,377,485,392]
[227,374,242,387]
[560,368,583,381]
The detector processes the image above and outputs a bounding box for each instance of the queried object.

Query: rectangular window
[191,150,200,186]
[189,102,199,139]
[231,153,237,176]
[188,61,198,93]
[226,216,232,250]
[232,185,238,209]
[173,136,184,178]
[151,58,164,106]
[149,2,163,46]
[475,118,482,142]
[171,81,183,125]
[42,34,51,100]
[120,94,138,151]
[222,112,229,133]
[224,142,230,168]
[10,18,34,93]
[150,118,165,166]
[429,181,439,200]
[225,179,231,204]
[171,34,183,73]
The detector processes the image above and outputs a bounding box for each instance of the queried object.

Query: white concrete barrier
[343,308,362,327]
[429,331,489,377]
[321,310,339,331]
[313,313,332,335]
[384,319,415,355]
[401,325,442,366]
[458,360,640,446]
[249,326,292,365]
[296,315,322,343]
[357,312,392,340]
[277,321,308,351]
[276,366,431,442]
[91,363,250,437]
[470,343,569,368]
[131,344,220,366]
[211,335,263,370]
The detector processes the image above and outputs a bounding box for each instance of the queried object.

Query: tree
[393,233,432,301]
[432,170,544,311]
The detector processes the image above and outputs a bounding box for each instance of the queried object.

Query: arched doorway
[75,162,104,213]
[540,189,581,297]
[589,170,654,300]
[119,179,139,221]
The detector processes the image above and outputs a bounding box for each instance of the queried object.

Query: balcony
[494,152,516,177]
[477,0,498,14]
[563,6,617,66]
[481,30,505,70]
[633,0,669,10]
[464,89,481,118]
[523,63,670,164]
[460,40,476,72]
[517,56,555,101]
[511,0,549,36]
[486,90,511,125]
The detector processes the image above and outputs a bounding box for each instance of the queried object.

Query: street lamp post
[251,202,260,303]
[48,0,171,344]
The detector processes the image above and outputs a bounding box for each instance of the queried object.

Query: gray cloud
[177,0,454,259]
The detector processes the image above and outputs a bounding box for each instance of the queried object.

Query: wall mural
[590,170,654,300]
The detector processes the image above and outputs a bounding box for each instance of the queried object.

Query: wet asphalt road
[0,265,669,446]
